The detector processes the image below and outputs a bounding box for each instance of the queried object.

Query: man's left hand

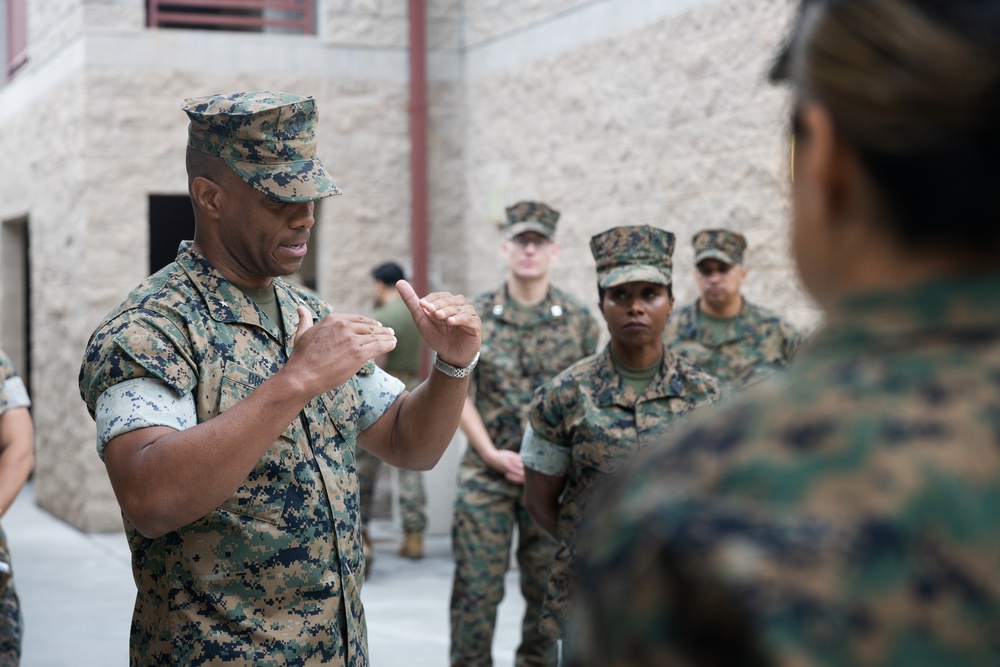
[396,280,481,369]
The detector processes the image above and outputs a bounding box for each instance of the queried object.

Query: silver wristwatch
[433,351,480,379]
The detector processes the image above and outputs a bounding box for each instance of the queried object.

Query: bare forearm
[363,370,470,471]
[459,397,497,460]
[0,409,34,517]
[524,468,564,540]
[104,368,313,538]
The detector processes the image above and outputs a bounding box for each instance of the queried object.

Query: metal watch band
[432,351,480,379]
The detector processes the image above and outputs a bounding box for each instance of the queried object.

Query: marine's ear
[190,176,223,220]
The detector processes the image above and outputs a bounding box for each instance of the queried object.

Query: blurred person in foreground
[0,350,34,665]
[521,225,720,642]
[78,91,481,666]
[450,202,599,667]
[356,261,428,566]
[569,1,1000,666]
[665,228,802,393]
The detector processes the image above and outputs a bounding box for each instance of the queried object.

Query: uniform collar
[675,299,750,346]
[820,273,1000,350]
[175,242,289,343]
[593,345,688,409]
[486,284,567,326]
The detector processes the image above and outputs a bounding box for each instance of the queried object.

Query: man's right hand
[287,306,398,397]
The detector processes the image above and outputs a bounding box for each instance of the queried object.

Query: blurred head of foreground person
[567,2,1000,667]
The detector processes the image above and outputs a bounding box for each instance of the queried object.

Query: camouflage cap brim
[694,249,739,266]
[599,264,671,289]
[506,221,554,240]
[227,157,342,203]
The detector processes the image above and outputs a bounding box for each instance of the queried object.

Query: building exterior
[0,0,815,532]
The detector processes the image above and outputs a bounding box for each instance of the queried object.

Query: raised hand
[287,306,398,396]
[396,280,482,368]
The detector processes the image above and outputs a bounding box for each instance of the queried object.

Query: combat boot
[398,531,424,559]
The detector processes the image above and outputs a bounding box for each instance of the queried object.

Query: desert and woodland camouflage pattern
[183,91,341,203]
[590,226,675,288]
[0,351,24,664]
[79,244,394,666]
[665,300,802,392]
[357,295,426,534]
[451,285,599,667]
[693,228,747,266]
[505,201,560,240]
[570,274,1000,667]
[526,346,720,638]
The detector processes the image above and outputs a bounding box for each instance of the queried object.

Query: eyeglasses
[510,235,551,250]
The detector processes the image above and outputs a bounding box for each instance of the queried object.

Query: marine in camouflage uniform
[521,226,720,640]
[568,2,1000,664]
[78,92,481,667]
[665,229,801,392]
[450,202,600,667]
[0,350,32,665]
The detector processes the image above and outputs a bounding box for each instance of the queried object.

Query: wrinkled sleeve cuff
[1,377,30,411]
[95,378,196,461]
[520,424,569,476]
[354,367,406,432]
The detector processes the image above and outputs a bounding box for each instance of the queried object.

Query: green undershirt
[235,283,283,335]
[611,352,662,396]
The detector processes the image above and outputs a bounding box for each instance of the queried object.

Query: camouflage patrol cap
[590,225,675,288]
[505,202,560,240]
[183,91,341,203]
[693,228,747,266]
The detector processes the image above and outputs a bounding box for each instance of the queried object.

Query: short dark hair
[372,262,406,286]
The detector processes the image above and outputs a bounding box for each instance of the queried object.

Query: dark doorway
[149,195,195,275]
[1,217,30,393]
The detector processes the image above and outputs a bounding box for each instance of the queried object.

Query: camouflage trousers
[450,449,558,667]
[0,530,21,665]
[356,447,427,534]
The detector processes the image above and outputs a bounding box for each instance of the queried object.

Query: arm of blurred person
[459,398,525,484]
[524,468,565,540]
[0,407,34,518]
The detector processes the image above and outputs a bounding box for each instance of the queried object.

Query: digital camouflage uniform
[522,225,722,640]
[451,201,600,667]
[571,274,1000,667]
[0,350,26,665]
[525,346,719,639]
[78,91,396,667]
[79,245,402,666]
[665,300,802,391]
[666,228,801,392]
[356,296,426,535]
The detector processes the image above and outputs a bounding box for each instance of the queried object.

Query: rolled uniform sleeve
[94,378,197,460]
[521,424,570,476]
[353,365,405,431]
[0,376,30,413]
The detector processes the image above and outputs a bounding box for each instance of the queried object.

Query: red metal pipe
[408,0,431,378]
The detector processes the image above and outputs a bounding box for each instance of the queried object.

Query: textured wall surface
[0,0,817,532]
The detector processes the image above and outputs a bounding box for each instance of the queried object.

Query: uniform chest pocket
[216,363,302,524]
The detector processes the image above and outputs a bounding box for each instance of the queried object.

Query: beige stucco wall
[459,0,816,331]
[0,0,818,533]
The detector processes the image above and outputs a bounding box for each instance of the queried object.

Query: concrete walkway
[5,483,525,666]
